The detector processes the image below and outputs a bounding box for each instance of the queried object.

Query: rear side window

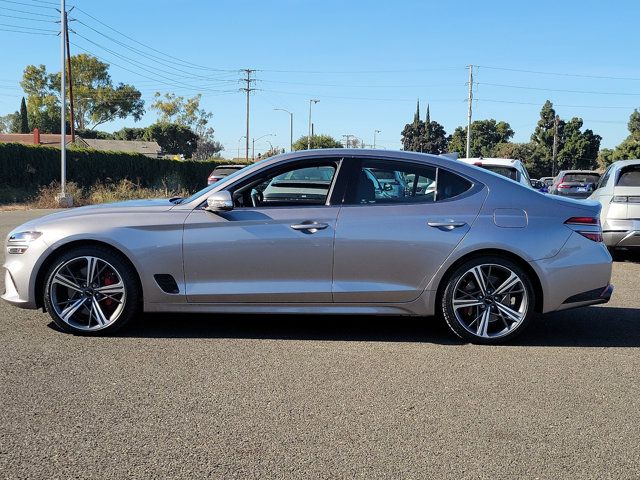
[213,167,242,175]
[345,160,473,205]
[616,165,640,186]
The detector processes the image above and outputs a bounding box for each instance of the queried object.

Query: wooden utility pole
[552,115,559,177]
[64,11,75,142]
[240,69,255,161]
[466,65,473,158]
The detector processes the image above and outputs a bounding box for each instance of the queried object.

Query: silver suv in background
[590,159,640,249]
[459,158,533,188]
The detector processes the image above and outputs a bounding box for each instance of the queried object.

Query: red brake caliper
[102,272,116,307]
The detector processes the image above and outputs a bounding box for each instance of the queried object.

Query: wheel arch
[435,248,544,314]
[34,239,143,309]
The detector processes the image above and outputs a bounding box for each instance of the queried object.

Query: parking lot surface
[1,209,640,479]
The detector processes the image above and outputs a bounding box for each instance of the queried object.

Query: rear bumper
[557,284,613,311]
[603,219,640,248]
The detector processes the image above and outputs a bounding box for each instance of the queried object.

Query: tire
[43,246,140,335]
[440,255,536,344]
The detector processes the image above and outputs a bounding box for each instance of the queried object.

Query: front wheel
[440,256,536,344]
[43,246,140,335]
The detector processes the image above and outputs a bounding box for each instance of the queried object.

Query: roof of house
[0,133,73,145]
[79,138,161,155]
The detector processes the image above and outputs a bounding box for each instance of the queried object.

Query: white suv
[589,159,640,249]
[459,157,533,188]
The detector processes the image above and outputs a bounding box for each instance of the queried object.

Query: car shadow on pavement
[73,305,640,347]
[612,250,640,264]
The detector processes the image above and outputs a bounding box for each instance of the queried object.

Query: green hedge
[0,143,234,196]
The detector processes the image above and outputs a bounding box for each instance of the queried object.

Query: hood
[13,199,176,231]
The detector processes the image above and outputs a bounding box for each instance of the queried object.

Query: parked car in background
[459,158,533,188]
[530,179,545,190]
[589,159,640,249]
[207,165,247,185]
[540,177,555,187]
[3,149,613,344]
[549,170,600,199]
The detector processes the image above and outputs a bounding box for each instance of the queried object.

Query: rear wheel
[43,246,140,335]
[440,256,535,344]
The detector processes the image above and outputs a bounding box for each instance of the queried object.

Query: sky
[1,0,639,156]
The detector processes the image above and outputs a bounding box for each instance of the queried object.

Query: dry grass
[30,180,191,209]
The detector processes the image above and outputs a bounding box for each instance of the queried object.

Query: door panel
[183,207,339,303]
[332,159,486,303]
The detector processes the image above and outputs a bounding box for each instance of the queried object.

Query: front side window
[345,160,472,205]
[232,161,338,208]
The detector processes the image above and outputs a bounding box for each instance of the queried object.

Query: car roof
[558,170,600,174]
[609,159,640,168]
[459,157,521,167]
[214,164,247,168]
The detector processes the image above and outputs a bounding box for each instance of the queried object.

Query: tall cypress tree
[413,99,420,125]
[19,97,29,133]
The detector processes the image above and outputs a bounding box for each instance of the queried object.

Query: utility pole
[240,69,256,161]
[274,108,293,151]
[552,115,559,177]
[466,64,473,158]
[308,99,319,149]
[64,10,75,143]
[56,0,72,206]
[374,129,380,149]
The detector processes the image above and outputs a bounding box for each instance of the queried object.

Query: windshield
[180,162,257,204]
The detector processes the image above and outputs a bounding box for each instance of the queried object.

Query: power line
[0,7,57,18]
[477,82,640,97]
[0,0,55,9]
[0,26,55,35]
[476,64,640,82]
[73,6,236,72]
[0,13,56,22]
[0,22,57,32]
[73,19,237,82]
[475,98,636,110]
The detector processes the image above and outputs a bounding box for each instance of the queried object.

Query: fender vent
[154,274,179,294]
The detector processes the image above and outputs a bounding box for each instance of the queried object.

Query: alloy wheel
[49,256,126,331]
[452,263,528,339]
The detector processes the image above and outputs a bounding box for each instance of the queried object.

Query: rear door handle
[428,220,467,231]
[290,222,329,233]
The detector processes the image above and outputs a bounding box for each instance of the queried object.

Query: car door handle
[428,220,467,231]
[290,222,329,233]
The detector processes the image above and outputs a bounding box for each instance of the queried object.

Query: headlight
[7,231,42,254]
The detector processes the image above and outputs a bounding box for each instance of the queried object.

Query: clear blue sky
[1,0,639,156]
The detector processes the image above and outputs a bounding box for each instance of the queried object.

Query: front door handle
[290,222,329,233]
[428,220,467,231]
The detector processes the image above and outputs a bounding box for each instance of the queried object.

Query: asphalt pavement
[1,209,639,479]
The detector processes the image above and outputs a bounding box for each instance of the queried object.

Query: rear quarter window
[616,166,640,187]
[437,169,473,201]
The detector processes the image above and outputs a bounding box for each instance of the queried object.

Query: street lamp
[308,99,320,150]
[274,108,293,152]
[374,130,381,149]
[237,135,246,159]
[252,134,275,160]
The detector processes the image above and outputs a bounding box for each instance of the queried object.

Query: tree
[112,127,147,141]
[449,119,514,157]
[530,100,601,176]
[21,55,144,131]
[401,102,448,154]
[19,97,29,133]
[192,140,224,160]
[145,122,199,157]
[492,142,540,176]
[603,109,640,164]
[151,92,213,137]
[292,134,343,150]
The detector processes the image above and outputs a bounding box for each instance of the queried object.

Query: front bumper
[1,238,49,310]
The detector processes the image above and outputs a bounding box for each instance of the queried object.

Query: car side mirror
[205,191,233,212]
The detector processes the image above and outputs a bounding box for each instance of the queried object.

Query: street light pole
[237,135,246,159]
[274,108,293,151]
[308,99,319,150]
[374,129,381,149]
[252,134,275,160]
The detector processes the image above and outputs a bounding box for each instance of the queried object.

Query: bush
[0,142,234,198]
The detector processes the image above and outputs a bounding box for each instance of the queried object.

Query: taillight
[558,183,570,189]
[612,196,640,203]
[565,217,603,242]
[473,162,483,166]
[565,217,599,225]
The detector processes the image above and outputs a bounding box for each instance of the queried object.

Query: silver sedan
[2,150,613,344]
